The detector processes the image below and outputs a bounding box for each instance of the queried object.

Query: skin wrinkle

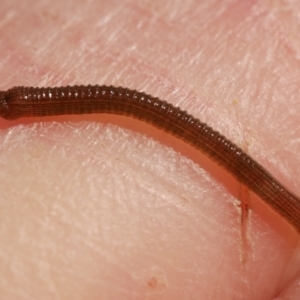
[1,0,300,299]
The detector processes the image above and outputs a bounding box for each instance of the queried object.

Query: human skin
[1,0,300,299]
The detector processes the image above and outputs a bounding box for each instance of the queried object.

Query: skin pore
[1,0,300,299]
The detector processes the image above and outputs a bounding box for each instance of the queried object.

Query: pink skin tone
[1,0,300,299]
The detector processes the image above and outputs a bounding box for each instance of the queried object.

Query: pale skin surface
[1,0,300,299]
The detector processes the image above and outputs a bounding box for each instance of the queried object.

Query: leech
[0,85,300,234]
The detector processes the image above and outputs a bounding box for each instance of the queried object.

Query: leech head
[0,91,9,119]
[0,88,24,120]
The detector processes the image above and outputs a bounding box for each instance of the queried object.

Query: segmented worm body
[0,85,299,233]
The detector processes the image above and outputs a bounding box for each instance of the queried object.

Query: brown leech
[0,85,300,234]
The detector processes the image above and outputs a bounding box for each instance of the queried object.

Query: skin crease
[1,0,300,299]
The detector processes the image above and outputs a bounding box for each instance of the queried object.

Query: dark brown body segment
[0,85,300,233]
